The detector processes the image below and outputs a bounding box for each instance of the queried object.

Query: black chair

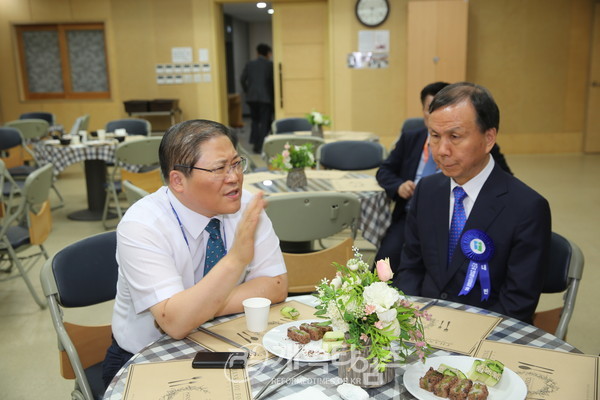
[20,111,55,126]
[317,140,386,170]
[533,232,584,340]
[402,117,425,132]
[40,231,118,400]
[105,118,151,136]
[271,117,312,134]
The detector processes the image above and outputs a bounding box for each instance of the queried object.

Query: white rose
[313,112,323,124]
[376,308,397,322]
[363,282,400,313]
[331,275,342,289]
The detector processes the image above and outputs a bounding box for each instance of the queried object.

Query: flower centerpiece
[270,142,316,188]
[306,110,331,138]
[314,248,431,387]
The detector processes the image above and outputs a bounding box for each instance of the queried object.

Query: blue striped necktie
[448,187,467,266]
[204,218,226,275]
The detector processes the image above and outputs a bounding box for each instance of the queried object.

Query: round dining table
[103,295,579,400]
[34,136,142,221]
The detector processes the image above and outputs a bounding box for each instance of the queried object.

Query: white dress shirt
[448,155,495,226]
[112,187,286,353]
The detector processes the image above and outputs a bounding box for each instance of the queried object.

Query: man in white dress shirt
[102,119,288,386]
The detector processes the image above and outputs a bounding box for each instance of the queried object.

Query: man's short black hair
[429,82,500,133]
[420,82,450,105]
[257,43,272,57]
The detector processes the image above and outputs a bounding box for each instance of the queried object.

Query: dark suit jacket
[392,163,551,323]
[240,56,274,104]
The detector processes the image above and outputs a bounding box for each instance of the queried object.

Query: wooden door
[585,2,600,153]
[406,0,468,117]
[272,1,329,119]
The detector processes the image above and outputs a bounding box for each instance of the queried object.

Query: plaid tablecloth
[34,141,118,176]
[103,296,578,400]
[247,171,391,247]
[34,140,142,176]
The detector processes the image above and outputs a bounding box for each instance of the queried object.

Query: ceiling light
[268,8,274,14]
[256,2,267,8]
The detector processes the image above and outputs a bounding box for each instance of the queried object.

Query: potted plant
[270,142,316,189]
[314,248,432,388]
[306,111,331,138]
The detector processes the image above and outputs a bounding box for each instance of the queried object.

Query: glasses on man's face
[174,157,248,178]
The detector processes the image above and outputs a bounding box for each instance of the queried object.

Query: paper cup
[242,297,271,333]
[97,129,106,140]
[114,128,127,136]
[71,134,80,145]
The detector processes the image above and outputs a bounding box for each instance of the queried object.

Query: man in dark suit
[376,82,512,273]
[392,82,551,323]
[241,43,274,154]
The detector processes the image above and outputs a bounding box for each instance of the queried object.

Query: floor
[0,126,598,399]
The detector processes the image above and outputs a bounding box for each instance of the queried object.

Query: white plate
[262,319,339,362]
[403,356,527,400]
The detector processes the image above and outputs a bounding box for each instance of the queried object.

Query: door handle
[278,62,284,108]
[592,81,600,87]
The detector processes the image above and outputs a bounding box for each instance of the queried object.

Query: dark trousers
[375,217,406,274]
[102,337,134,389]
[248,101,273,153]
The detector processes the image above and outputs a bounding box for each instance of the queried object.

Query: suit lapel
[443,165,508,288]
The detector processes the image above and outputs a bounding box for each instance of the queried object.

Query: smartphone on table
[191,351,248,369]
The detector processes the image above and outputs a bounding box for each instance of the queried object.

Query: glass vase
[311,124,324,138]
[286,168,307,189]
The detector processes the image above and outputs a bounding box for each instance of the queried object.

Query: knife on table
[197,327,255,355]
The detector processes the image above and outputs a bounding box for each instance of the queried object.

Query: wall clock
[355,0,390,28]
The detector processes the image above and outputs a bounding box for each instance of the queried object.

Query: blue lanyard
[167,191,227,250]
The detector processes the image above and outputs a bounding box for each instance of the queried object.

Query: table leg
[67,159,117,221]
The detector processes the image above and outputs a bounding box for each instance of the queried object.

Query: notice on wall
[347,52,389,69]
[358,30,389,52]
[171,47,193,64]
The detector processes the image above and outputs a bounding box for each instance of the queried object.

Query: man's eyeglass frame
[174,157,248,176]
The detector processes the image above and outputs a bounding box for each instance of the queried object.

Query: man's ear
[484,128,497,152]
[169,170,185,193]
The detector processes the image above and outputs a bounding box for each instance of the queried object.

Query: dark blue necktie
[448,187,467,266]
[204,218,226,275]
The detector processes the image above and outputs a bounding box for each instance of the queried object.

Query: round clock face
[356,0,390,28]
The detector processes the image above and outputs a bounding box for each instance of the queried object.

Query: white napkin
[278,386,341,400]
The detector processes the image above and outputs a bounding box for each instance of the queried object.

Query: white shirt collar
[450,155,495,203]
[166,189,221,240]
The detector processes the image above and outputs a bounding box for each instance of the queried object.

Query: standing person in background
[241,43,274,154]
[376,82,512,273]
[392,82,551,323]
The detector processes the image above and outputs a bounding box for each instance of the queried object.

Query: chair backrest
[122,179,150,206]
[23,162,54,207]
[115,136,162,166]
[533,232,584,340]
[5,119,50,141]
[402,117,426,133]
[262,134,325,165]
[0,127,24,151]
[68,114,91,137]
[265,192,361,242]
[106,118,151,136]
[284,237,353,294]
[20,111,55,126]
[272,117,312,134]
[317,140,386,170]
[40,231,118,400]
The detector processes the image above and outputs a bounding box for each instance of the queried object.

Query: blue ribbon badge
[458,229,495,301]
